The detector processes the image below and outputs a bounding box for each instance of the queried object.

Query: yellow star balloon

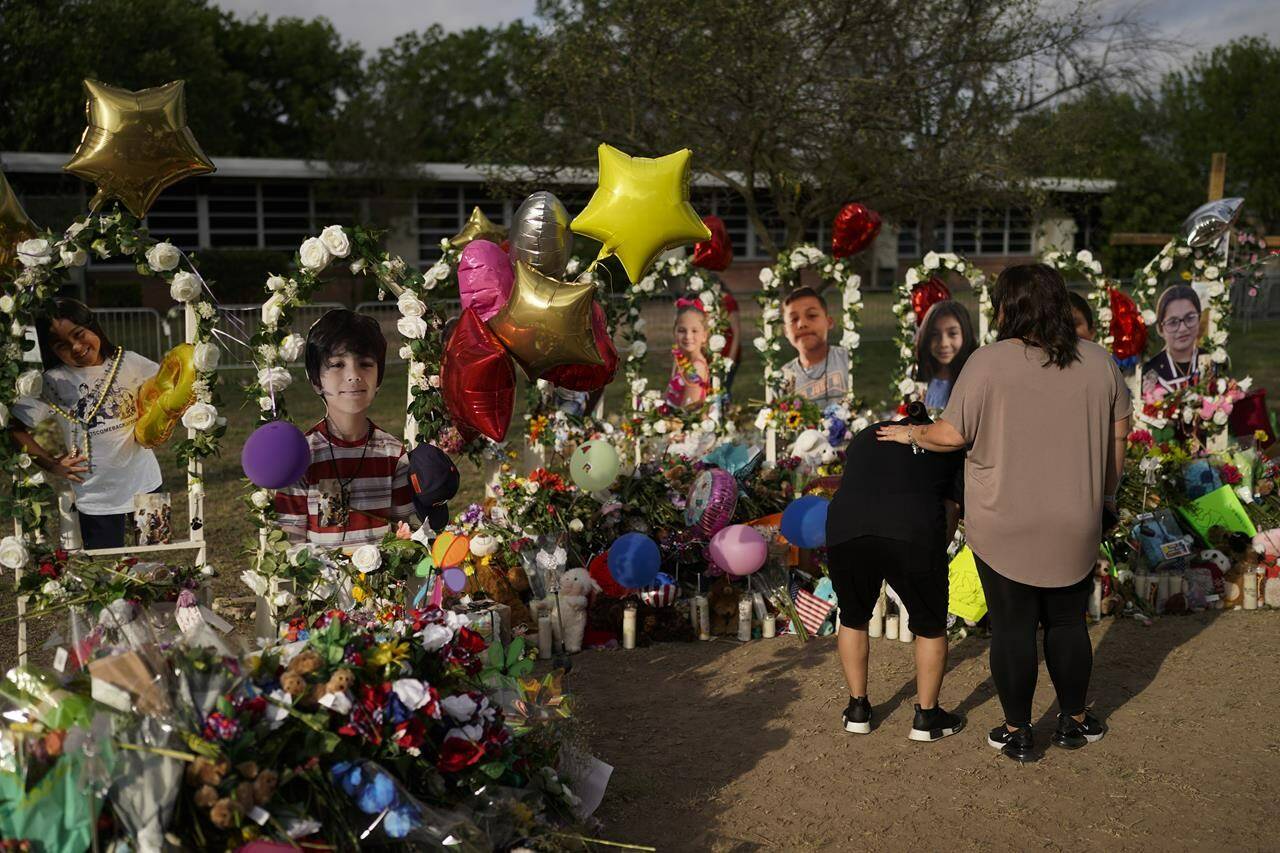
[63,79,215,219]
[0,168,39,274]
[488,261,604,379]
[450,206,508,249]
[571,143,712,283]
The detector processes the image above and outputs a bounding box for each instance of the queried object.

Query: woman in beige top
[878,264,1130,763]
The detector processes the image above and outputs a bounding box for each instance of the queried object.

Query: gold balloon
[488,261,604,379]
[134,343,198,448]
[63,79,215,219]
[571,143,712,283]
[0,168,39,274]
[450,206,508,249]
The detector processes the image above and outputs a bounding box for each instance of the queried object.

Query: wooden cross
[1110,153,1278,246]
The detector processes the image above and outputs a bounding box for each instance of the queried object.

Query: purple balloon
[708,524,768,577]
[242,421,311,489]
[442,567,468,593]
[458,239,514,322]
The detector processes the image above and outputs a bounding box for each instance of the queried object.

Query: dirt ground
[569,610,1280,852]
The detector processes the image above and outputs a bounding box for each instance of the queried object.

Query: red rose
[1220,464,1242,485]
[38,562,58,579]
[454,627,487,654]
[437,736,485,772]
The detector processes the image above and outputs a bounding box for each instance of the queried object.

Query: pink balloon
[708,524,768,577]
[458,239,514,321]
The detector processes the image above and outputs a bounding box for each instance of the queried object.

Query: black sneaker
[908,704,966,742]
[1052,712,1106,750]
[992,725,1036,763]
[842,696,872,734]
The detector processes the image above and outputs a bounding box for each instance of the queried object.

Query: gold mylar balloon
[450,206,508,249]
[488,261,604,379]
[571,143,711,283]
[134,343,198,448]
[0,168,39,274]
[63,79,215,219]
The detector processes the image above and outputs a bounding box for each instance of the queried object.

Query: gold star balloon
[63,79,215,219]
[571,143,712,283]
[0,167,39,274]
[449,206,508,249]
[488,261,604,379]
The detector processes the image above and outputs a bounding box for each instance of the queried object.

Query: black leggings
[975,555,1093,726]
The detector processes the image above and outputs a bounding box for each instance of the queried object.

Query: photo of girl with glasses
[1140,285,1219,400]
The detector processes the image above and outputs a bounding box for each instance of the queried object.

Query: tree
[474,0,1163,255]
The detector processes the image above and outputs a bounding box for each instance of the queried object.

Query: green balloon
[570,440,620,491]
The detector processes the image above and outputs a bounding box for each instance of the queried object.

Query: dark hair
[915,300,977,383]
[991,264,1080,369]
[1155,285,1201,325]
[34,298,117,370]
[782,286,829,313]
[903,400,933,425]
[305,309,387,387]
[1067,291,1094,331]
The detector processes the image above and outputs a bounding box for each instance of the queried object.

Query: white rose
[397,316,428,339]
[27,470,45,486]
[392,679,432,711]
[419,623,453,652]
[758,268,774,285]
[1212,408,1229,425]
[0,295,13,314]
[181,402,218,431]
[630,340,647,359]
[257,366,292,393]
[41,580,64,597]
[0,536,30,570]
[654,420,669,435]
[191,342,220,372]
[351,544,383,573]
[1141,309,1157,325]
[1211,347,1228,364]
[278,333,305,362]
[0,403,7,428]
[142,241,179,272]
[753,336,767,353]
[699,418,716,432]
[398,293,427,318]
[569,518,585,533]
[408,361,427,388]
[897,378,916,395]
[60,246,88,267]
[262,293,286,328]
[169,272,201,303]
[523,480,540,495]
[1146,276,1158,288]
[842,331,861,349]
[299,237,331,272]
[923,251,940,270]
[1204,266,1220,280]
[16,239,52,267]
[1090,260,1102,274]
[1207,281,1225,298]
[351,258,367,275]
[469,534,499,557]
[1159,257,1173,272]
[904,267,920,286]
[258,396,274,411]
[1075,249,1093,265]
[251,490,272,509]
[441,694,479,722]
[17,453,31,470]
[16,370,42,399]
[266,274,286,292]
[425,261,450,284]
[398,345,413,360]
[688,274,704,292]
[633,317,647,333]
[319,225,351,258]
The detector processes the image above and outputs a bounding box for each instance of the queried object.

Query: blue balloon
[781,496,829,548]
[607,533,661,588]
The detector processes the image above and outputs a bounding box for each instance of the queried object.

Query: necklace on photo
[44,347,124,467]
[324,418,373,534]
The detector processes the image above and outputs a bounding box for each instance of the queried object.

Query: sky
[210,0,1279,57]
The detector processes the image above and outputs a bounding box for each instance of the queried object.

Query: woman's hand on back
[877,424,912,445]
[49,452,89,484]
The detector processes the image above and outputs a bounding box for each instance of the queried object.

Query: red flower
[37,562,58,579]
[437,736,485,773]
[453,627,486,655]
[54,549,68,562]
[1127,429,1154,447]
[392,717,427,751]
[1221,464,1242,485]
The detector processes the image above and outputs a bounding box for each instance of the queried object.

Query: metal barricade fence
[354,299,462,364]
[196,302,347,368]
[96,307,165,363]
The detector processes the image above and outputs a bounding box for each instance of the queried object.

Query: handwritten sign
[1176,485,1257,544]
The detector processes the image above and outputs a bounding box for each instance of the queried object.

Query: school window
[897,221,919,257]
[144,192,199,253]
[261,182,312,251]
[206,181,261,248]
[417,185,462,260]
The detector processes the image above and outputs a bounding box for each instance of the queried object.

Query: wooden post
[1207,152,1226,202]
[185,303,206,568]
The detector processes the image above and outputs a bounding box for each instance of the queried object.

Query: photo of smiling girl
[915,301,978,411]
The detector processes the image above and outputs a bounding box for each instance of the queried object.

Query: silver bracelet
[908,426,923,455]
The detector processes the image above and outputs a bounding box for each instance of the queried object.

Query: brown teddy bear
[707,577,740,636]
[466,555,533,629]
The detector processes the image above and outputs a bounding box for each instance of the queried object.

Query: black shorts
[827,535,948,638]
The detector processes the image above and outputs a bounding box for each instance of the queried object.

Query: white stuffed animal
[788,429,838,474]
[542,567,601,653]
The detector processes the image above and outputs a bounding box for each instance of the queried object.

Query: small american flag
[793,587,837,636]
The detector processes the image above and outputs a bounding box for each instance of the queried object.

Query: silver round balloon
[511,191,574,277]
[1181,197,1244,248]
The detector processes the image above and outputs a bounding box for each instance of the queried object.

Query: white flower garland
[1133,238,1231,364]
[1039,248,1115,352]
[889,251,989,406]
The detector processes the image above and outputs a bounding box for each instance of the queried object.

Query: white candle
[622,604,637,649]
[537,616,552,659]
[762,613,776,638]
[737,597,753,641]
[1088,578,1102,621]
[868,596,884,638]
[689,596,699,626]
[884,614,899,641]
[1243,570,1259,610]
[1157,574,1173,613]
[695,595,710,640]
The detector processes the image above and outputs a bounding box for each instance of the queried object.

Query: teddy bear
[707,576,740,636]
[788,429,838,476]
[466,554,533,630]
[541,567,601,653]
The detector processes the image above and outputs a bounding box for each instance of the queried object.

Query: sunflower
[369,640,410,669]
[785,410,804,429]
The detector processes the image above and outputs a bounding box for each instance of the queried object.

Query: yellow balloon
[63,79,215,219]
[432,531,471,568]
[134,343,198,448]
[488,261,604,379]
[450,206,508,249]
[0,168,39,274]
[570,144,712,283]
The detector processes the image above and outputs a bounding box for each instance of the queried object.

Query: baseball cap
[408,444,460,531]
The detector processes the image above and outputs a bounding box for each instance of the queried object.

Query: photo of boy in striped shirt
[275,309,415,548]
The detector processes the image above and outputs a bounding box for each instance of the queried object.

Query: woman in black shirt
[826,402,965,741]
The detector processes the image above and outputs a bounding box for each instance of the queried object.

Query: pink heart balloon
[458,239,514,321]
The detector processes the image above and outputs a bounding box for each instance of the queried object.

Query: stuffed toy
[540,567,600,653]
[1221,554,1250,609]
[466,555,533,629]
[1253,527,1280,558]
[707,576,740,636]
[1263,555,1280,608]
[788,429,838,475]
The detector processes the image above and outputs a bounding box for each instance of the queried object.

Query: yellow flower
[369,640,409,669]
[352,585,367,603]
[785,410,803,429]
[1180,270,1192,281]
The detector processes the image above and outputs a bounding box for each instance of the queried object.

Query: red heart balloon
[1108,287,1148,360]
[831,203,882,258]
[692,215,733,271]
[910,277,951,326]
[441,309,516,442]
[543,301,618,392]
